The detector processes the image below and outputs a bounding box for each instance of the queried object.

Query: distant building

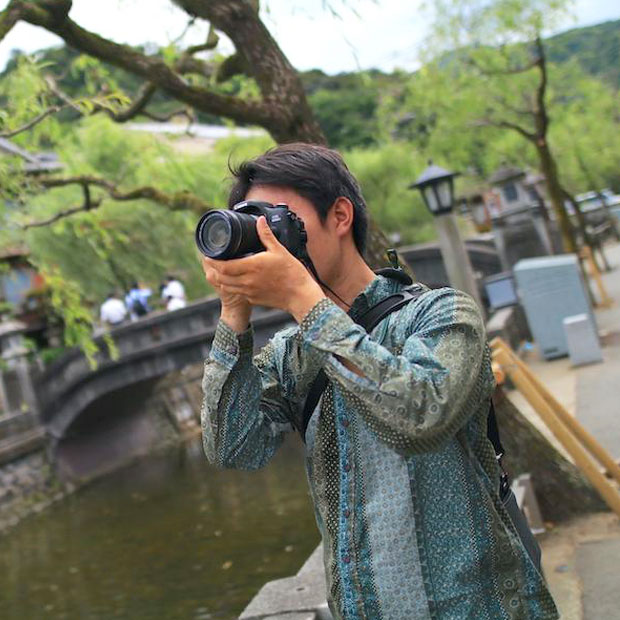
[457,164,562,270]
[0,138,59,339]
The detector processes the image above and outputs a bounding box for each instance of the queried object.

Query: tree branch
[533,37,549,136]
[141,108,195,125]
[38,175,212,214]
[173,55,214,79]
[491,95,533,118]
[0,0,23,44]
[0,104,66,137]
[467,53,540,77]
[46,75,193,125]
[100,81,158,123]
[19,4,275,128]
[23,195,103,229]
[472,117,537,142]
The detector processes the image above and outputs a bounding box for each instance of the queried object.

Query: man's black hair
[227,143,369,255]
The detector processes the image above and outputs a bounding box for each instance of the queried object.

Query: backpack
[131,296,148,317]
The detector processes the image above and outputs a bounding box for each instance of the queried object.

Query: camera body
[195,200,308,260]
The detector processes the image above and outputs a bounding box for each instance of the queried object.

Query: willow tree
[423,0,582,253]
[0,0,390,267]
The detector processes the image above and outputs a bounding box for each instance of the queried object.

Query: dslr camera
[195,200,308,261]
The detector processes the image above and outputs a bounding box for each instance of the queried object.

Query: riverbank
[0,362,204,536]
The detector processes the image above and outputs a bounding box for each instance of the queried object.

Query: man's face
[244,184,338,280]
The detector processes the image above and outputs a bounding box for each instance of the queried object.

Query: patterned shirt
[201,275,558,620]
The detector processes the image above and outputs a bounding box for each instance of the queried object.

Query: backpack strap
[487,399,511,498]
[299,284,425,442]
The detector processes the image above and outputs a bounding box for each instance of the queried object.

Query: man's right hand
[201,256,251,333]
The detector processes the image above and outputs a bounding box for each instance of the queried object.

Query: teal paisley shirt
[201,275,558,620]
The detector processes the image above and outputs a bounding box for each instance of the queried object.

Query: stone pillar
[434,212,484,312]
[491,215,511,272]
[531,205,554,256]
[0,321,39,417]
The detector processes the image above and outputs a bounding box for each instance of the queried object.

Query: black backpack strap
[299,285,425,442]
[487,399,510,498]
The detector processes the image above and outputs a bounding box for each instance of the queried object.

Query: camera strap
[299,282,424,442]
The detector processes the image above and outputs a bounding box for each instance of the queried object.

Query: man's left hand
[202,216,326,323]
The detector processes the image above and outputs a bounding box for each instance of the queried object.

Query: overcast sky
[1,0,618,74]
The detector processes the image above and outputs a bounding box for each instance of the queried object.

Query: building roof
[0,244,30,260]
[488,164,526,185]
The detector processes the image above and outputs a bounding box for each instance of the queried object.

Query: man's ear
[330,197,354,239]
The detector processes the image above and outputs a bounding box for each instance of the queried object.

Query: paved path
[577,537,620,619]
[574,242,620,619]
[576,242,620,461]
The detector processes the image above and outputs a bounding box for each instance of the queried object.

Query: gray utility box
[513,255,596,360]
[563,314,603,366]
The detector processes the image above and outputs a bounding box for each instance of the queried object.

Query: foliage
[21,116,274,306]
[39,267,100,368]
[345,142,436,245]
[546,62,620,193]
[302,71,384,149]
[377,2,620,199]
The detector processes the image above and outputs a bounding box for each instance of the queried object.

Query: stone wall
[0,449,66,533]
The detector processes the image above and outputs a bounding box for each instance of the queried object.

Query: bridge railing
[36,296,294,432]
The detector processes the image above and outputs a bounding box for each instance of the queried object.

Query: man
[200,144,558,619]
[99,291,127,327]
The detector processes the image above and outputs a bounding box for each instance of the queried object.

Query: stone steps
[0,410,40,441]
[0,425,46,466]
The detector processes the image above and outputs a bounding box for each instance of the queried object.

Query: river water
[1,437,319,619]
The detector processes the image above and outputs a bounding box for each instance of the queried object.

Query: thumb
[256,215,282,251]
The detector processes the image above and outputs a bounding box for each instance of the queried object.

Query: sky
[0,0,618,75]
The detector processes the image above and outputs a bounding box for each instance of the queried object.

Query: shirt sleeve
[298,288,494,455]
[201,319,296,470]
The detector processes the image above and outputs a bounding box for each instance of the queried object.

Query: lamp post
[409,161,483,311]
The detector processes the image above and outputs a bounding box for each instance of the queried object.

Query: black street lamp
[409,161,460,216]
[409,160,483,312]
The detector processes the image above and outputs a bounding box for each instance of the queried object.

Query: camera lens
[195,209,262,259]
[196,212,234,258]
[205,217,231,252]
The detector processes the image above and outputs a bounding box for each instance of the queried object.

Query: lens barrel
[195,210,261,259]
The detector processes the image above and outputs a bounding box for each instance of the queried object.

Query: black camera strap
[300,283,424,441]
[299,281,507,498]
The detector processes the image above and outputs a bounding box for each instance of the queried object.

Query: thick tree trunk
[493,387,606,522]
[175,0,325,144]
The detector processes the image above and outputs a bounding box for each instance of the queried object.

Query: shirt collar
[348,274,403,321]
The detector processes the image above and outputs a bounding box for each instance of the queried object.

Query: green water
[0,437,319,620]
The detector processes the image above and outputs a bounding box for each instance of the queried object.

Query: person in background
[162,275,186,303]
[125,282,152,321]
[99,291,127,327]
[166,294,186,312]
